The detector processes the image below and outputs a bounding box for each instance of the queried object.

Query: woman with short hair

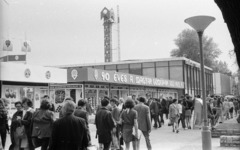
[119,98,139,150]
[9,101,23,150]
[31,99,54,150]
[17,97,34,150]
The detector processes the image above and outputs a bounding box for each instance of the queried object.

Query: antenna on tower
[117,5,121,61]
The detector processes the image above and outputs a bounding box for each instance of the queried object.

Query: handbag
[132,128,141,140]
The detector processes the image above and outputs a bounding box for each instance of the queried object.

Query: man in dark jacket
[95,97,115,150]
[49,100,89,150]
[149,98,160,128]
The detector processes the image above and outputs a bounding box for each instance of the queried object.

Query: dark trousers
[159,112,164,124]
[0,130,7,148]
[178,114,186,128]
[102,142,111,150]
[151,114,160,127]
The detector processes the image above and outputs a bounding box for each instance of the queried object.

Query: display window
[84,84,109,110]
[130,87,145,98]
[110,86,129,100]
[49,84,83,113]
[1,85,48,117]
[158,89,178,99]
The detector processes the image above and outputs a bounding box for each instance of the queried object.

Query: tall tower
[101,7,115,62]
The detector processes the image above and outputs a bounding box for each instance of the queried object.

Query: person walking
[9,101,23,150]
[119,98,139,150]
[49,100,89,150]
[74,99,92,145]
[206,98,215,130]
[95,97,115,150]
[177,100,186,129]
[110,98,121,150]
[229,99,234,119]
[223,98,231,120]
[193,95,203,129]
[134,97,152,150]
[215,97,223,124]
[31,99,54,150]
[183,96,193,129]
[17,97,34,150]
[169,99,180,133]
[161,98,169,123]
[149,98,159,128]
[0,98,9,149]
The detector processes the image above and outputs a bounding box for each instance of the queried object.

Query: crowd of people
[0,93,239,150]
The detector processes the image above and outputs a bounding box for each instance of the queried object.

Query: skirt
[185,110,191,117]
[122,128,133,143]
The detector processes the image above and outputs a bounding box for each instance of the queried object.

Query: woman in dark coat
[17,97,34,150]
[0,98,9,149]
[31,99,54,150]
[9,101,23,150]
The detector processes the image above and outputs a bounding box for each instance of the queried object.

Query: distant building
[213,72,233,95]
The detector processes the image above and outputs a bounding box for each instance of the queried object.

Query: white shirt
[177,104,182,114]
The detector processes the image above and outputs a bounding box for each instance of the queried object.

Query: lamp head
[184,15,215,32]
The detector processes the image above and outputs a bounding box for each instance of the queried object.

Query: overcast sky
[4,0,238,72]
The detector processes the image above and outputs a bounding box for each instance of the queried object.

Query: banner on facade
[68,68,184,89]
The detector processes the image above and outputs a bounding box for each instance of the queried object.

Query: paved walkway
[4,115,239,150]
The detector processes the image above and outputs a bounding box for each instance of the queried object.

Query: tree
[171,29,222,67]
[215,0,240,69]
[212,60,232,75]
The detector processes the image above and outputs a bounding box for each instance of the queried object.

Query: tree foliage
[212,60,232,75]
[171,29,222,67]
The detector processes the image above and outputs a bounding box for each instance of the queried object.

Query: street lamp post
[184,16,215,150]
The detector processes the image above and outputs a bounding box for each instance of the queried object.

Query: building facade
[55,57,213,108]
[213,72,233,95]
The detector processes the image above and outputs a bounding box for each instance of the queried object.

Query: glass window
[156,61,168,67]
[142,62,154,68]
[129,68,142,75]
[130,63,141,68]
[118,69,129,73]
[117,64,129,69]
[94,65,105,70]
[169,60,183,66]
[156,67,169,79]
[143,68,155,77]
[170,66,183,81]
[105,65,117,70]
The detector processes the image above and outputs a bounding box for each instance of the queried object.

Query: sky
[3,0,239,72]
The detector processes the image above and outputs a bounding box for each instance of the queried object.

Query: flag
[21,41,31,52]
[2,40,13,51]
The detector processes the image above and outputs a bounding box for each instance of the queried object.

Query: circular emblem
[94,69,98,80]
[46,71,51,79]
[24,68,31,78]
[15,55,19,60]
[71,69,78,80]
